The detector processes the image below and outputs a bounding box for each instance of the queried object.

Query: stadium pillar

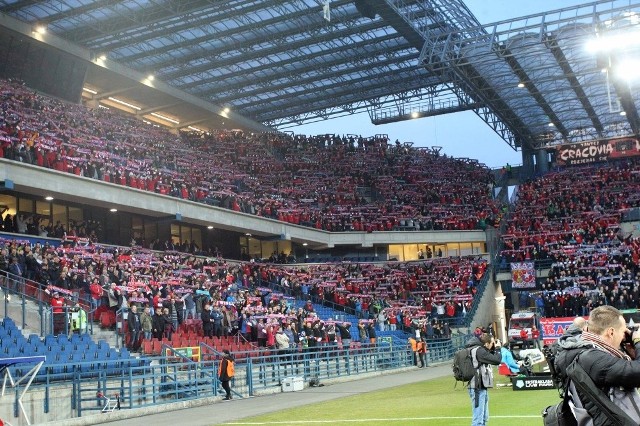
[535,149,549,174]
[521,147,535,178]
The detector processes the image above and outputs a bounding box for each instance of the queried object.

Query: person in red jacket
[531,325,541,350]
[51,292,66,335]
[89,278,103,308]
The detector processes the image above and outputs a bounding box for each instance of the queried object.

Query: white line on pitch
[224,415,541,425]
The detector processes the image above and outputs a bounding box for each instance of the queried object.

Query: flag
[323,1,331,22]
[511,262,536,289]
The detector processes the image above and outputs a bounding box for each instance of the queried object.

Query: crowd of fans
[502,160,640,317]
[0,234,488,350]
[0,78,502,235]
[500,162,640,263]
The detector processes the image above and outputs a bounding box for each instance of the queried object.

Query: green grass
[223,376,559,426]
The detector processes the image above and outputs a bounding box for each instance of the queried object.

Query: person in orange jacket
[218,349,235,400]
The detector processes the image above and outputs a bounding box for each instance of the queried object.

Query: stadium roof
[0,0,639,150]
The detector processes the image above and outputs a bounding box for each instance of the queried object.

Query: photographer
[554,306,640,425]
[466,333,502,426]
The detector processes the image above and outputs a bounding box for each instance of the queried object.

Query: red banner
[556,137,640,166]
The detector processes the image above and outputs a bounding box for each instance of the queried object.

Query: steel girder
[419,0,640,149]
[1,0,638,148]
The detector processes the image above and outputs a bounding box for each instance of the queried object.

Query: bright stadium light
[517,82,525,88]
[615,59,640,83]
[150,112,179,124]
[108,97,141,111]
[411,112,419,119]
[585,32,640,53]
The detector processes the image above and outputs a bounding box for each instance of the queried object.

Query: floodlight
[585,32,640,53]
[615,59,640,83]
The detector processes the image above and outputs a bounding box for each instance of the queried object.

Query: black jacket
[555,338,640,426]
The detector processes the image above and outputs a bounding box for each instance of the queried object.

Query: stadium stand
[0,79,502,236]
[500,161,640,316]
[0,234,485,356]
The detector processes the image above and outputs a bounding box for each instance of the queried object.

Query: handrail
[0,272,94,336]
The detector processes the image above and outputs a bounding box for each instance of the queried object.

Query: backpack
[452,346,479,384]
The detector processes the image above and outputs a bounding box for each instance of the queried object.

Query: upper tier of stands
[501,160,640,317]
[500,162,640,263]
[0,79,501,233]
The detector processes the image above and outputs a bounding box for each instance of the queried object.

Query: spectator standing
[127,305,141,351]
[71,303,87,334]
[377,310,386,332]
[358,321,368,344]
[531,325,541,350]
[183,291,196,320]
[368,321,377,345]
[152,306,166,340]
[218,349,235,400]
[408,336,418,366]
[51,292,66,335]
[417,338,427,368]
[201,304,213,338]
[338,322,352,349]
[140,306,153,340]
[519,328,529,349]
[212,306,224,337]
[7,257,23,291]
[275,328,290,356]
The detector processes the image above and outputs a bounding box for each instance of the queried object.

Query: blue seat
[96,348,109,360]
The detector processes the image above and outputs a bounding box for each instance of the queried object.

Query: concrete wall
[1,160,487,249]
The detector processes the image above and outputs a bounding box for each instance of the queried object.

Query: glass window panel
[52,204,67,229]
[18,197,34,213]
[180,226,191,246]
[192,228,202,250]
[171,224,180,244]
[388,244,403,261]
[459,242,473,256]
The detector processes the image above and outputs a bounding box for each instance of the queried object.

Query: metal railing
[0,271,95,336]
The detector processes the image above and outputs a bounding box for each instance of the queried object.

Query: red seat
[498,363,516,377]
